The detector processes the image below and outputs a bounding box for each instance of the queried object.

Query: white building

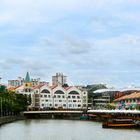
[33,84,88,110]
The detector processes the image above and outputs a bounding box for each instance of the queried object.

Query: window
[41,89,50,93]
[54,90,65,94]
[72,96,75,99]
[48,95,50,98]
[63,104,66,107]
[35,99,39,102]
[50,104,52,106]
[73,100,76,102]
[77,96,80,99]
[83,104,86,107]
[78,104,81,107]
[46,99,48,102]
[62,96,65,98]
[55,104,58,107]
[69,91,79,95]
[69,104,72,107]
[42,104,44,106]
[58,95,61,98]
[68,96,70,98]
[25,89,28,92]
[44,95,47,98]
[59,100,62,102]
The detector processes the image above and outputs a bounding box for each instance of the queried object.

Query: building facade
[9,72,88,110]
[114,92,140,110]
[52,73,67,86]
[33,85,88,110]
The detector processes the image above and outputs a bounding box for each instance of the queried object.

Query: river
[0,119,140,140]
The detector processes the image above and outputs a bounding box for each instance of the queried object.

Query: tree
[0,91,28,116]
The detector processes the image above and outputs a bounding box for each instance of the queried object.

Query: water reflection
[0,120,140,140]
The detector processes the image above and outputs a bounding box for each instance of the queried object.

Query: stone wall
[0,116,24,126]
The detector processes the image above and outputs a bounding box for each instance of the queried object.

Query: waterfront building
[92,89,122,109]
[8,72,88,110]
[52,73,67,86]
[92,88,140,109]
[114,92,140,110]
[33,84,88,110]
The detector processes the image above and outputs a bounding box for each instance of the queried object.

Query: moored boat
[80,114,89,120]
[102,119,140,128]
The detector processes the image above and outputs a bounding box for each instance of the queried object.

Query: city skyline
[0,0,140,88]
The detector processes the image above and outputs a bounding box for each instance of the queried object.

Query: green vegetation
[106,103,116,110]
[0,90,28,116]
[136,105,140,110]
[0,85,6,93]
[86,84,107,98]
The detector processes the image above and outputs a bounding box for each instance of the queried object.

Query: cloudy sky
[0,0,140,87]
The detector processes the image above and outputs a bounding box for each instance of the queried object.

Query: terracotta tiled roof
[114,92,140,101]
[49,85,58,90]
[65,86,73,90]
[33,84,45,89]
[8,85,21,90]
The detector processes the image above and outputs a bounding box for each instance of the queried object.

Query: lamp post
[0,97,2,117]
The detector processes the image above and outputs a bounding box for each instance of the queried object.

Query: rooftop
[114,92,140,101]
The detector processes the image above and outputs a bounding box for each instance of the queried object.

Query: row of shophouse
[114,92,140,110]
[92,88,140,110]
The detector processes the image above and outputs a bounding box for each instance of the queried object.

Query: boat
[80,114,89,120]
[102,119,140,128]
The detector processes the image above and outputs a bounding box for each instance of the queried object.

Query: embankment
[0,115,25,126]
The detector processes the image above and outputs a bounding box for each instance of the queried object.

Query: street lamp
[0,97,2,117]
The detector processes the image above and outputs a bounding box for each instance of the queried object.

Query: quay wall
[24,113,81,120]
[0,115,25,126]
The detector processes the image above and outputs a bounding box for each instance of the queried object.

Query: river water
[0,119,140,140]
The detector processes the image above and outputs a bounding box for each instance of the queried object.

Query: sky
[0,0,140,88]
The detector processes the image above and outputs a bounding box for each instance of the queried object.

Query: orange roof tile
[49,85,58,90]
[33,84,45,89]
[114,92,140,101]
[65,86,73,90]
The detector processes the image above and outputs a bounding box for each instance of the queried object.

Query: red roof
[114,92,140,101]
[33,84,45,89]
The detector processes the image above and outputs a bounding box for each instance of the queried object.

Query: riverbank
[0,115,25,126]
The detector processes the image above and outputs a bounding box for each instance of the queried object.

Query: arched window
[54,90,65,94]
[41,89,50,93]
[69,91,79,95]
